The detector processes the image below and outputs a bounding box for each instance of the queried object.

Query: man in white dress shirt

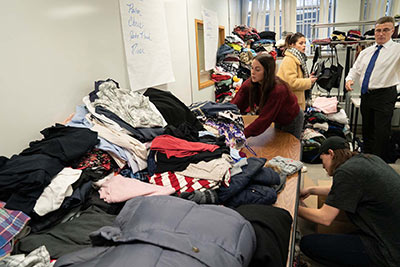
[345,16,400,161]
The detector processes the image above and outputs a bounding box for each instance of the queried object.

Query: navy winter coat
[217,157,280,207]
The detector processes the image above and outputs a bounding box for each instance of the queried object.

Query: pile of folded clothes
[331,30,346,41]
[345,29,365,42]
[214,26,278,103]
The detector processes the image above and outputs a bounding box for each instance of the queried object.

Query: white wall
[167,0,240,104]
[229,0,242,32]
[0,0,238,157]
[335,0,362,32]
[163,0,241,104]
[0,0,129,157]
[393,1,400,16]
[186,0,230,102]
[161,0,192,105]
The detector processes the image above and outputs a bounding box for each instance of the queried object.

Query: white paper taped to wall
[119,0,175,91]
[202,7,219,71]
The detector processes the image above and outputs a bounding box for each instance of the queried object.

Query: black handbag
[316,46,343,93]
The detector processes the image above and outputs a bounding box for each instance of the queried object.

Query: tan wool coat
[277,51,312,110]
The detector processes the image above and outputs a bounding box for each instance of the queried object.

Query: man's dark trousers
[360,86,397,161]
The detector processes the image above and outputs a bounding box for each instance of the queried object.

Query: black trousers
[300,233,371,266]
[360,86,397,161]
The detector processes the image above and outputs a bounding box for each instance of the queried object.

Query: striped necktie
[361,45,383,94]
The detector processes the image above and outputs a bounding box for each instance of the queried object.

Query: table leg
[288,170,302,267]
[353,107,359,149]
[350,102,355,133]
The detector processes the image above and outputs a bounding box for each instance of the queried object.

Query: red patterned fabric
[72,148,114,171]
[148,172,219,195]
[233,25,260,41]
[269,50,277,60]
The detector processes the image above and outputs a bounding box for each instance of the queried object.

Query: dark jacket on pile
[0,124,98,214]
[144,87,204,131]
[20,124,99,164]
[217,157,280,207]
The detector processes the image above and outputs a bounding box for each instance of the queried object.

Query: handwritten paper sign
[119,0,175,91]
[202,8,219,71]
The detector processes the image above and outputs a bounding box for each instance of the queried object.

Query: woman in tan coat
[277,32,317,110]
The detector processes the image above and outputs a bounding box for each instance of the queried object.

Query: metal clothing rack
[311,16,400,41]
[311,40,375,101]
[311,38,400,105]
[310,18,400,102]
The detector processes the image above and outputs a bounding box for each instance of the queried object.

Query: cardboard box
[302,174,318,209]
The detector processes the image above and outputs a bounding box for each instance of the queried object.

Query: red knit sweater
[231,78,300,138]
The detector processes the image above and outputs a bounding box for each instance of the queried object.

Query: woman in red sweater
[231,53,303,139]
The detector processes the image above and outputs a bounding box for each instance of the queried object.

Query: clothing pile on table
[301,96,352,163]
[189,100,246,150]
[0,79,295,267]
[214,25,277,103]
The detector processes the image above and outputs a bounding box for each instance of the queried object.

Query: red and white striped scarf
[149,172,220,195]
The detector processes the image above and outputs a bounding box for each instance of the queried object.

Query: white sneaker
[301,166,308,173]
